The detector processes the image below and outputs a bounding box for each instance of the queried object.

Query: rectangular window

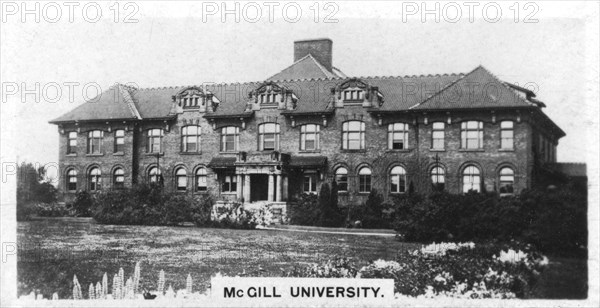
[300,124,320,151]
[432,122,445,149]
[500,121,514,149]
[303,174,317,193]
[342,121,365,150]
[221,127,239,152]
[114,130,124,153]
[461,121,483,149]
[67,132,77,154]
[359,175,371,193]
[87,130,103,154]
[388,123,408,150]
[222,175,237,193]
[146,129,163,153]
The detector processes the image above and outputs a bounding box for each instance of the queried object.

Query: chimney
[294,38,333,72]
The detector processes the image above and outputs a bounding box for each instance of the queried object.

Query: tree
[17,162,58,220]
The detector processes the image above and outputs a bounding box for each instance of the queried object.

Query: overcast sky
[1,1,598,181]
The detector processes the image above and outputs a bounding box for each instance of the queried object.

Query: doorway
[250,174,269,202]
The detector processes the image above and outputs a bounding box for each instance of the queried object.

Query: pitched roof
[410,66,536,110]
[267,54,344,81]
[207,156,237,168]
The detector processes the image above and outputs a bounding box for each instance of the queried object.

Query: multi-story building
[50,38,565,213]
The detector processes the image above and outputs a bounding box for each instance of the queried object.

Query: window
[303,173,317,193]
[260,93,280,104]
[335,167,348,192]
[258,123,280,151]
[431,166,445,191]
[148,166,162,184]
[390,166,407,193]
[176,168,187,191]
[462,165,481,193]
[358,167,372,193]
[300,124,320,151]
[87,130,103,154]
[388,123,409,150]
[89,167,101,191]
[67,132,77,154]
[461,121,483,149]
[432,122,445,149]
[146,129,163,153]
[181,95,200,108]
[221,126,239,152]
[66,169,77,191]
[114,130,124,153]
[113,168,124,189]
[181,126,201,152]
[499,167,515,194]
[342,121,365,150]
[500,121,514,149]
[343,89,364,101]
[195,168,208,192]
[222,174,237,193]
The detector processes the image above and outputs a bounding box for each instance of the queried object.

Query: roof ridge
[305,53,336,78]
[477,66,537,107]
[408,66,479,110]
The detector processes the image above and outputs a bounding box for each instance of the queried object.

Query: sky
[1,1,598,181]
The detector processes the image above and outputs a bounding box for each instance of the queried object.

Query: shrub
[289,193,320,226]
[35,202,69,217]
[212,202,256,229]
[350,189,392,228]
[16,202,37,221]
[70,190,94,217]
[188,196,213,227]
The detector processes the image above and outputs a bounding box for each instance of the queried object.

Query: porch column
[275,175,282,202]
[268,174,275,201]
[236,174,243,200]
[243,174,250,203]
[282,176,288,201]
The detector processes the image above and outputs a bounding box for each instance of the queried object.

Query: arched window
[148,166,162,184]
[195,168,208,192]
[221,126,239,152]
[388,123,409,150]
[89,167,101,191]
[342,121,365,150]
[390,166,407,193]
[335,167,348,192]
[461,121,483,149]
[300,124,320,151]
[358,167,372,193]
[462,165,481,193]
[499,167,515,194]
[176,167,187,191]
[431,167,445,191]
[146,129,163,153]
[181,126,201,153]
[87,130,103,154]
[66,169,77,191]
[113,168,124,189]
[258,123,280,151]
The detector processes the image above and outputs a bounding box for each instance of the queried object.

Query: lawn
[17,217,420,299]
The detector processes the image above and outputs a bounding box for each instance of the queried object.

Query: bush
[289,193,320,226]
[349,189,393,228]
[16,202,37,221]
[211,202,256,229]
[70,190,94,217]
[35,202,69,217]
[188,196,214,227]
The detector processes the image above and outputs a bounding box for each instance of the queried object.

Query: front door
[250,174,269,202]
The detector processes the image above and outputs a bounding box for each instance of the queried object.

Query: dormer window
[343,88,364,101]
[181,95,201,108]
[260,93,280,104]
[176,87,207,109]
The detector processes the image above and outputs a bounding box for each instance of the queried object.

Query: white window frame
[388,123,409,150]
[300,124,320,151]
[461,121,484,149]
[342,121,365,150]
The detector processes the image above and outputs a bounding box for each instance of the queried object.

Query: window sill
[386,149,412,153]
[219,151,238,155]
[182,108,200,112]
[498,149,515,152]
[341,149,366,153]
[221,192,237,195]
[113,152,124,156]
[145,152,164,156]
[179,152,202,155]
[429,148,446,152]
[194,191,209,195]
[66,154,77,157]
[299,150,321,153]
[86,153,104,157]
[458,149,485,152]
[389,192,407,195]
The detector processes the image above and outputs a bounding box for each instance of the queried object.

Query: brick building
[50,38,565,212]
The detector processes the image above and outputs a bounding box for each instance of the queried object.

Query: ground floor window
[176,168,187,191]
[358,167,371,193]
[113,168,124,189]
[431,166,445,191]
[303,173,317,193]
[335,167,348,192]
[196,168,208,192]
[462,165,481,193]
[499,167,515,194]
[89,167,101,191]
[148,166,162,184]
[222,174,237,193]
[66,169,77,191]
[390,166,406,193]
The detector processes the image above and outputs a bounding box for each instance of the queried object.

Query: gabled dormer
[332,78,384,108]
[173,86,220,112]
[249,81,298,111]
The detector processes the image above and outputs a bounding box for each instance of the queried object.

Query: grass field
[17,217,588,299]
[17,217,420,299]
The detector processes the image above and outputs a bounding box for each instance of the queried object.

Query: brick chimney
[294,38,333,72]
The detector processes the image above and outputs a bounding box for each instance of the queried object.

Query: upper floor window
[342,121,365,150]
[181,126,201,153]
[148,166,162,184]
[181,96,200,108]
[146,129,163,153]
[303,172,317,193]
[462,165,481,193]
[196,168,208,192]
[335,167,348,192]
[67,132,77,154]
[500,121,514,149]
[222,174,237,193]
[260,93,280,104]
[431,166,445,191]
[432,122,445,150]
[114,130,124,153]
[343,89,364,101]
[113,168,124,189]
[87,130,103,154]
[66,169,77,191]
[358,167,372,193]
[300,124,320,151]
[258,123,280,151]
[388,123,409,150]
[461,121,483,149]
[89,167,101,191]
[221,126,239,152]
[176,167,187,191]
[499,167,515,194]
[390,166,407,194]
